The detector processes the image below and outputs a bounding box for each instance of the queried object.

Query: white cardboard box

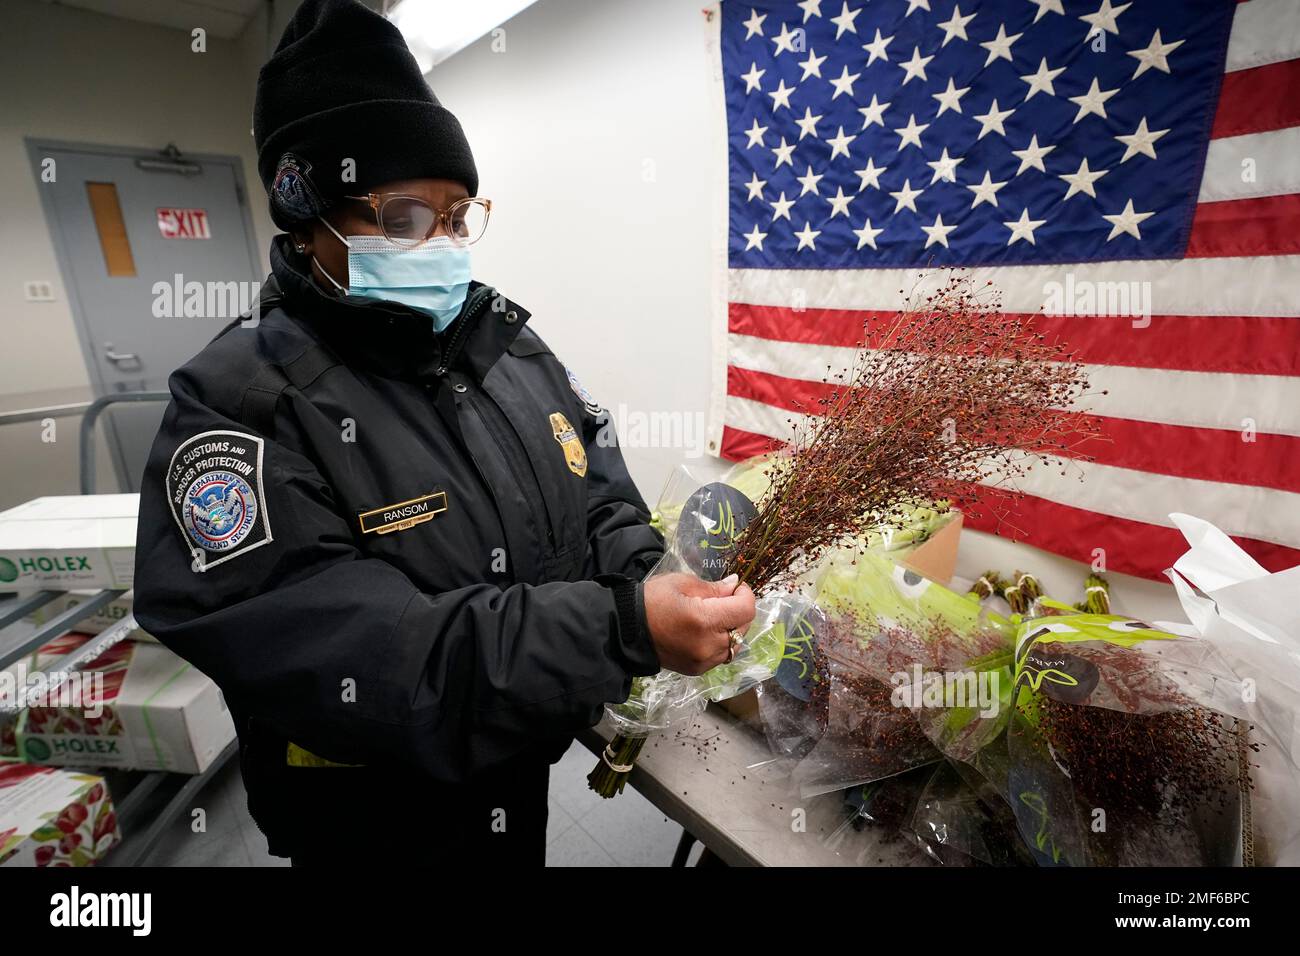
[0,763,120,867]
[0,495,139,591]
[11,639,235,775]
[23,590,152,640]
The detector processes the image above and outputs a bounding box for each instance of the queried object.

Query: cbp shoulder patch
[565,366,602,416]
[270,153,324,222]
[165,430,272,572]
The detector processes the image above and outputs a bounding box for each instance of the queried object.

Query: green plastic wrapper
[603,460,823,740]
[788,549,1016,798]
[1000,600,1249,866]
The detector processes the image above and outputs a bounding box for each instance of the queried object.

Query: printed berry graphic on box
[0,763,120,867]
[3,634,235,773]
[1,631,104,759]
[22,637,130,743]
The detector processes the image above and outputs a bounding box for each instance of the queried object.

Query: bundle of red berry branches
[588,274,1094,798]
[720,273,1096,593]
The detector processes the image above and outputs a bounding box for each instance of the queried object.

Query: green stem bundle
[587,734,647,798]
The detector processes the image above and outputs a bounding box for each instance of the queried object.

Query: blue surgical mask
[314,218,471,332]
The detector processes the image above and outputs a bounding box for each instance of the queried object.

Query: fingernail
[722,573,739,588]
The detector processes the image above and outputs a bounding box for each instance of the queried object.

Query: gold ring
[726,628,742,662]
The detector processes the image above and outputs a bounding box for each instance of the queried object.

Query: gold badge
[550,412,588,477]
[358,491,448,535]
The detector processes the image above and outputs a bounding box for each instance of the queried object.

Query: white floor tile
[545,819,618,866]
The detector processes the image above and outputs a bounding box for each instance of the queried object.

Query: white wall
[428,0,723,492]
[428,0,1184,621]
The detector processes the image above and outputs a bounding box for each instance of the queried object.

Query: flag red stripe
[726,363,825,415]
[1186,193,1300,259]
[726,364,1300,493]
[720,423,782,462]
[729,302,1300,376]
[1211,56,1300,139]
[718,422,1300,580]
[959,484,1300,580]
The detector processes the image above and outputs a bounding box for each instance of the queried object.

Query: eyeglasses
[342,193,492,247]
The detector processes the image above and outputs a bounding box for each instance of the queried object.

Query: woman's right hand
[642,572,757,676]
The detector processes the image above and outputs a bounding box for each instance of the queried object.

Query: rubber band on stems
[601,745,634,774]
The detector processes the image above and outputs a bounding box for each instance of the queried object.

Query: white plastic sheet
[1163,512,1300,865]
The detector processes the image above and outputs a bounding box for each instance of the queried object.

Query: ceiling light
[387,0,539,73]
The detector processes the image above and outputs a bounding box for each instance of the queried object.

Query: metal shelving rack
[0,392,237,867]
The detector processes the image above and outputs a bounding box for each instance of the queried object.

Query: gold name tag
[358,491,449,535]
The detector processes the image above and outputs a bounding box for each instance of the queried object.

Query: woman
[133,0,754,865]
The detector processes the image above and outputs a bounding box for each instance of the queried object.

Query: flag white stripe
[1199,127,1300,203]
[1225,0,1300,72]
[723,394,1300,545]
[982,457,1300,547]
[727,332,1300,437]
[729,256,1300,317]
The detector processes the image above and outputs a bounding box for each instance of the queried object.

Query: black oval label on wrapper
[675,482,757,581]
[1008,764,1071,868]
[1021,646,1100,704]
[774,603,827,702]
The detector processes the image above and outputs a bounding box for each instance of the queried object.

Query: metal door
[28,141,262,492]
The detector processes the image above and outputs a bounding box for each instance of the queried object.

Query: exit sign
[156,207,210,239]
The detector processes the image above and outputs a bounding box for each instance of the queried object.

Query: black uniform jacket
[132,236,663,858]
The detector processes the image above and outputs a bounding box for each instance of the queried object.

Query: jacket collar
[267,235,531,383]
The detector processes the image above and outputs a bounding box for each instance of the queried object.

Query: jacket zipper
[435,284,496,377]
[427,283,531,577]
[434,284,560,559]
[467,392,559,554]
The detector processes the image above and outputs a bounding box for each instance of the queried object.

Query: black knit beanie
[254,0,478,230]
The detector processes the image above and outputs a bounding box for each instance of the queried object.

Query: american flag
[712,0,1300,580]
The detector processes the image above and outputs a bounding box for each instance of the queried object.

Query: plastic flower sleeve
[753,517,962,767]
[652,459,773,577]
[790,550,1015,798]
[603,563,822,739]
[589,459,828,798]
[600,459,824,740]
[755,603,831,761]
[1003,601,1249,866]
[906,761,1036,867]
[820,764,937,865]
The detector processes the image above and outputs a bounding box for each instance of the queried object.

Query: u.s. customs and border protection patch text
[166,430,273,572]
